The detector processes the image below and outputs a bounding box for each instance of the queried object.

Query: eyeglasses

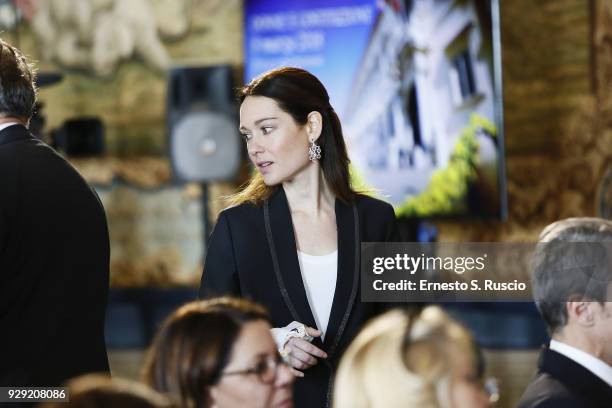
[222,353,287,384]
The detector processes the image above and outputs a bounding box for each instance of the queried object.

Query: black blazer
[200,186,397,408]
[0,125,110,387]
[518,347,612,408]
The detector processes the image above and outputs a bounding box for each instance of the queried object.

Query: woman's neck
[282,162,334,216]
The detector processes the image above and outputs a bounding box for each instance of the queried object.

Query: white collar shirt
[549,339,612,387]
[0,122,22,133]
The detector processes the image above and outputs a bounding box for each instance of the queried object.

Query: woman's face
[449,353,492,408]
[239,95,313,186]
[210,320,294,408]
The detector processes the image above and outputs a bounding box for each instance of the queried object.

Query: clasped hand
[284,326,328,377]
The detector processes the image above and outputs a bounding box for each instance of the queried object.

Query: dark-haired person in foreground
[0,39,110,386]
[40,375,174,408]
[142,297,294,408]
[199,67,398,407]
[519,218,612,408]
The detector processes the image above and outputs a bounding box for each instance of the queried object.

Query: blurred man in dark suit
[0,39,110,386]
[519,218,612,408]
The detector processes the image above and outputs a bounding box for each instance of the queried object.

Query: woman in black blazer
[200,67,398,408]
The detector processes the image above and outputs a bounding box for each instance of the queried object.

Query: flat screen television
[244,0,506,219]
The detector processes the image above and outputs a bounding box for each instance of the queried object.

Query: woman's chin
[261,174,281,186]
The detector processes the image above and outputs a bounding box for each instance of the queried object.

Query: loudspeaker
[167,65,241,182]
[52,117,105,156]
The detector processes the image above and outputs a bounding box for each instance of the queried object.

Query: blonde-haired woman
[334,306,495,408]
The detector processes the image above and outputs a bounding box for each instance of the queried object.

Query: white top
[0,122,21,132]
[297,250,338,340]
[549,339,612,387]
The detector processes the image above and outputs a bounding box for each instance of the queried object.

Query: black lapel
[0,124,31,146]
[264,188,361,355]
[264,187,318,331]
[323,199,359,357]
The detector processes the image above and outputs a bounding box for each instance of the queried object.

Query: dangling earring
[308,137,321,161]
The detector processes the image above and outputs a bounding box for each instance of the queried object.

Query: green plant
[395,113,497,217]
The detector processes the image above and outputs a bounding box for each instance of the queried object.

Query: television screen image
[245,0,506,219]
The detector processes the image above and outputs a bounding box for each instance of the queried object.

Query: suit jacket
[200,186,398,408]
[518,347,612,408]
[0,125,110,387]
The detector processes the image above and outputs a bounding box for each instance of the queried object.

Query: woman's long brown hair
[142,298,269,408]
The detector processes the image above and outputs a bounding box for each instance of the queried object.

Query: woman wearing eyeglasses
[142,297,294,408]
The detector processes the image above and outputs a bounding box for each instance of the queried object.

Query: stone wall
[97,183,203,287]
[16,0,244,155]
[70,158,236,287]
